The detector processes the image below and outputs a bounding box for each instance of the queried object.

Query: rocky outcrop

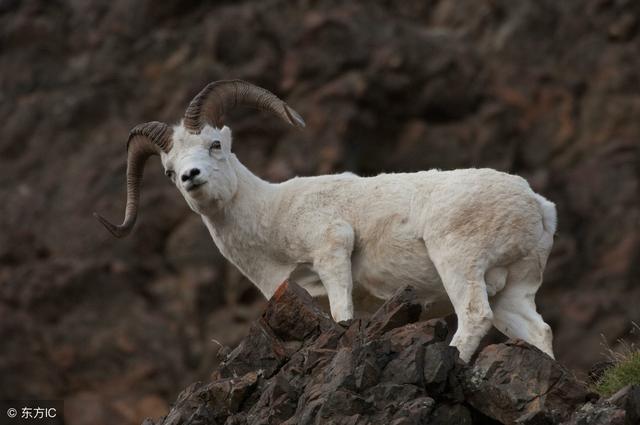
[145,282,637,425]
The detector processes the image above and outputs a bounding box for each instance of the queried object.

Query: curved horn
[94,121,173,238]
[183,79,305,133]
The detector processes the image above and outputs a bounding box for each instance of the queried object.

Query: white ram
[95,80,557,362]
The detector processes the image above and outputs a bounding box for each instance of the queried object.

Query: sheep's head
[94,80,305,238]
[161,124,238,215]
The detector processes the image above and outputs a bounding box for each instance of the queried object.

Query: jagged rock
[430,403,473,425]
[148,283,635,425]
[315,388,373,420]
[381,341,425,385]
[156,372,258,425]
[463,340,595,424]
[262,280,339,343]
[423,342,462,398]
[562,402,626,425]
[244,374,298,425]
[381,319,449,352]
[366,285,423,337]
[148,282,465,424]
[217,319,287,379]
[364,383,427,411]
[390,396,435,424]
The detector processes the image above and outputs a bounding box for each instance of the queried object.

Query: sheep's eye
[209,140,222,152]
[165,170,174,179]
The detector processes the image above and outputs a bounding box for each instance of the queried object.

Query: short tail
[534,193,557,235]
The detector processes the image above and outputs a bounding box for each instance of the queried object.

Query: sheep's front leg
[312,222,355,323]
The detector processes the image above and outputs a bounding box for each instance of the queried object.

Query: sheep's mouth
[185,181,206,192]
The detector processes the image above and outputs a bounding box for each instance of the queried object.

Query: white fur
[161,123,557,362]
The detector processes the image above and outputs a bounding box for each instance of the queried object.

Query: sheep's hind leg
[490,257,554,358]
[431,257,494,362]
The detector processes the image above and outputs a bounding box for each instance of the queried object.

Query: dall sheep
[95,80,557,362]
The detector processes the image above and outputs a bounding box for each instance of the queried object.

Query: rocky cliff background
[1,0,638,424]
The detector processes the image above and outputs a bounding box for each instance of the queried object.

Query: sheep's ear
[220,126,232,152]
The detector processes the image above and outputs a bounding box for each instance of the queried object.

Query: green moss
[594,350,640,397]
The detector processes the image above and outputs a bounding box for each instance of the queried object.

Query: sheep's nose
[181,168,200,182]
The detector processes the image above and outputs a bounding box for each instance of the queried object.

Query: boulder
[463,340,596,424]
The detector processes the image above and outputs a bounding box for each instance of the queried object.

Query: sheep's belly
[352,239,447,303]
[289,238,449,306]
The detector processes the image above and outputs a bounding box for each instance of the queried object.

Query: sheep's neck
[200,156,281,290]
